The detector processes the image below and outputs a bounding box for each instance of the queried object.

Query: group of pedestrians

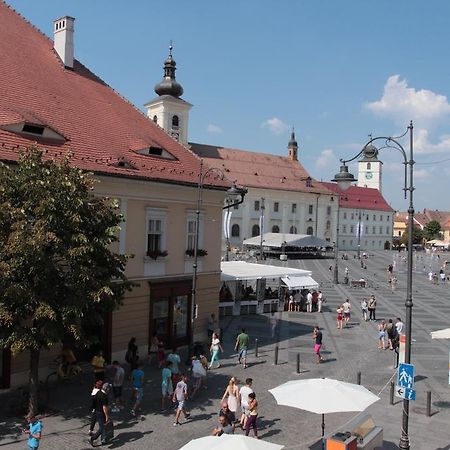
[288,290,325,313]
[377,317,404,351]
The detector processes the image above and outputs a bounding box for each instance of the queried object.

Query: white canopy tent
[281,275,319,290]
[221,261,313,281]
[243,233,333,249]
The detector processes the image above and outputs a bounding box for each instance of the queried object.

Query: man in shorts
[111,361,124,412]
[342,299,351,325]
[313,326,324,363]
[131,362,144,416]
[173,374,190,426]
[235,328,249,369]
[239,378,254,428]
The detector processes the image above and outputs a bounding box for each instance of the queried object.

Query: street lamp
[332,122,415,450]
[190,159,247,355]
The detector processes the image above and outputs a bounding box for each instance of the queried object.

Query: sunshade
[243,232,332,249]
[178,434,284,450]
[281,275,319,290]
[269,378,379,440]
[431,328,450,339]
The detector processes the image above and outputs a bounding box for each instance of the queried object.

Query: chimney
[53,16,75,69]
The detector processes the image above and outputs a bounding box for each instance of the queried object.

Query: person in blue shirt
[131,362,145,416]
[161,361,173,411]
[24,415,42,450]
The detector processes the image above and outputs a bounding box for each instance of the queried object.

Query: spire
[287,127,298,161]
[154,42,184,98]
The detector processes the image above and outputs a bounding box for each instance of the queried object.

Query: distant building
[394,209,450,240]
[323,183,393,251]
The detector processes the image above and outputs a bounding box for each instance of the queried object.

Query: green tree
[400,225,424,246]
[0,147,132,415]
[423,220,442,241]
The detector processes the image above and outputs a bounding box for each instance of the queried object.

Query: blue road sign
[397,363,415,389]
[395,385,416,401]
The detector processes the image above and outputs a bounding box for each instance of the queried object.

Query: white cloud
[316,148,338,170]
[206,124,223,134]
[366,75,450,125]
[414,128,450,154]
[414,168,431,180]
[261,117,289,135]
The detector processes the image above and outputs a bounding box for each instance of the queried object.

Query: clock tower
[145,45,192,146]
[357,143,383,191]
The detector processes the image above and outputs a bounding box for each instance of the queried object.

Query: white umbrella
[269,378,379,440]
[431,328,450,339]
[178,435,284,450]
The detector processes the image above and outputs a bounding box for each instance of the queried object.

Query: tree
[400,225,424,246]
[0,147,132,415]
[423,220,442,241]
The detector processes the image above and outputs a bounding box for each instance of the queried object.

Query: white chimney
[53,16,75,69]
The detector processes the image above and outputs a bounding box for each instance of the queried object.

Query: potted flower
[185,248,208,257]
[146,249,168,260]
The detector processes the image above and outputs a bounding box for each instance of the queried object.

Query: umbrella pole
[321,414,325,450]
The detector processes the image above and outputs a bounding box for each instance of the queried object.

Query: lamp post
[333,208,340,284]
[357,209,362,259]
[259,197,265,261]
[332,122,414,450]
[190,159,247,355]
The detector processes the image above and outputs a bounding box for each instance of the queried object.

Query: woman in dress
[221,376,240,423]
[378,320,387,350]
[336,305,344,330]
[209,332,224,369]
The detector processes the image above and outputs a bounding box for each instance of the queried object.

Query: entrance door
[152,298,170,345]
[0,349,11,389]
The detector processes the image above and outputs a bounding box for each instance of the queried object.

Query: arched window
[272,225,280,233]
[153,115,158,124]
[306,226,314,235]
[289,226,297,234]
[252,224,260,237]
[231,224,240,237]
[326,220,331,230]
[172,115,179,128]
[367,162,371,170]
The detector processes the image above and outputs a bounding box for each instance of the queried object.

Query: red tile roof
[0,3,226,189]
[322,182,393,212]
[395,210,450,228]
[190,142,333,195]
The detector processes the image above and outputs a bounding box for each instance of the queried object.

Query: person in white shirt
[342,299,351,325]
[306,291,313,313]
[317,291,324,313]
[395,317,405,335]
[239,378,254,429]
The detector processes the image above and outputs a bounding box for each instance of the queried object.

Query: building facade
[0,7,227,388]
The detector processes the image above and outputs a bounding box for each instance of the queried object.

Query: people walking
[245,392,258,437]
[368,295,377,321]
[269,311,279,338]
[395,317,405,335]
[190,357,207,399]
[167,348,181,385]
[317,291,324,313]
[361,298,368,322]
[89,381,110,447]
[209,332,224,369]
[239,378,254,429]
[336,305,344,330]
[131,362,144,416]
[342,299,351,326]
[313,326,324,363]
[173,374,190,426]
[288,293,295,312]
[161,361,173,411]
[306,291,313,313]
[235,328,249,369]
[386,319,398,350]
[24,414,42,450]
[91,350,106,382]
[212,414,234,436]
[221,376,240,423]
[111,361,125,412]
[378,320,387,350]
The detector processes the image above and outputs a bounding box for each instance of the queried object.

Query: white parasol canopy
[431,328,450,339]
[269,378,379,438]
[178,434,284,450]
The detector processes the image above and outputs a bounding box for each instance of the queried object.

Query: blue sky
[7,0,450,211]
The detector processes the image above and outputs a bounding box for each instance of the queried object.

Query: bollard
[255,338,259,358]
[274,345,279,365]
[357,371,361,385]
[390,381,395,405]
[296,353,301,374]
[426,391,432,417]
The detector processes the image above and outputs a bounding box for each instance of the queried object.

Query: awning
[431,328,450,339]
[242,233,333,249]
[281,275,319,290]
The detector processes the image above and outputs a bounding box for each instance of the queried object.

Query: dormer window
[0,122,66,142]
[22,124,45,135]
[135,146,176,160]
[305,177,312,188]
[153,115,158,124]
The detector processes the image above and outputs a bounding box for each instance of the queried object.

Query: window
[254,200,260,211]
[342,239,346,246]
[379,226,383,234]
[290,226,297,234]
[306,226,314,235]
[367,162,371,170]
[327,206,331,215]
[387,215,390,221]
[398,231,401,236]
[387,226,390,234]
[366,214,369,221]
[186,219,196,250]
[342,225,347,233]
[372,240,375,246]
[372,226,376,234]
[350,225,354,233]
[380,215,383,221]
[292,203,297,213]
[252,224,260,237]
[365,226,369,234]
[343,212,347,219]
[272,225,280,233]
[308,204,313,214]
[146,208,167,255]
[231,224,240,237]
[326,221,331,230]
[306,177,312,187]
[350,240,353,246]
[351,213,354,220]
[274,202,279,212]
[153,115,158,124]
[233,203,239,210]
[172,115,179,128]
[373,214,376,221]
[379,240,382,247]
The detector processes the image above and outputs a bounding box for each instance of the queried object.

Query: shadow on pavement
[107,430,153,448]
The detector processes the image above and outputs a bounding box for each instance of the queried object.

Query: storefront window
[153,298,169,337]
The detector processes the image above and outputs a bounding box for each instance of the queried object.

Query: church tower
[144,45,192,146]
[357,143,383,191]
[287,129,298,161]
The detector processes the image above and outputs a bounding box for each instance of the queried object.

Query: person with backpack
[89,381,111,447]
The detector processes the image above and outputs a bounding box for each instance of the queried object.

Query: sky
[6,0,450,211]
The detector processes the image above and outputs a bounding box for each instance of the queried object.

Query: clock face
[171,131,180,141]
[365,172,373,180]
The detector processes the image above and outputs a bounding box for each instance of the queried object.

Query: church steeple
[288,128,298,161]
[154,43,184,98]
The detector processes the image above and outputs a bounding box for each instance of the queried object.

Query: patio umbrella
[269,378,379,439]
[431,328,450,339]
[178,434,284,450]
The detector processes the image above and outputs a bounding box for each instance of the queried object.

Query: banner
[356,221,364,238]
[259,209,265,236]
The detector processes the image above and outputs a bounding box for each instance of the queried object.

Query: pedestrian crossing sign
[397,363,414,389]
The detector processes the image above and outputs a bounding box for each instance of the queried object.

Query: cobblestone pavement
[1,250,450,449]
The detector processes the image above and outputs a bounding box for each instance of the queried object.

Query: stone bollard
[426,391,432,417]
[357,371,361,385]
[296,353,301,374]
[390,381,395,405]
[274,345,279,365]
[255,338,259,358]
